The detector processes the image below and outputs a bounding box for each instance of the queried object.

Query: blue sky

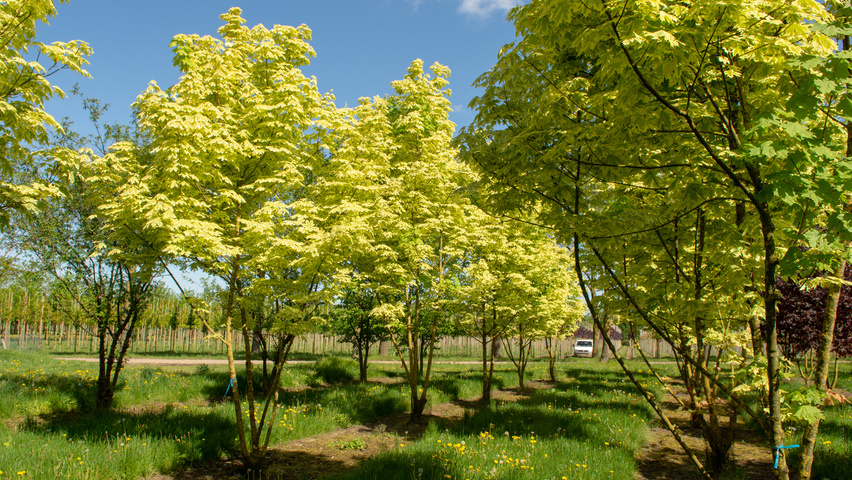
[36,0,524,291]
[39,0,524,133]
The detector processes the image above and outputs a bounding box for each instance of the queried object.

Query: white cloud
[459,0,523,17]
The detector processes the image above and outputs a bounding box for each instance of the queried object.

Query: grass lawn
[1,349,654,479]
[331,362,661,480]
[11,349,845,480]
[0,351,411,479]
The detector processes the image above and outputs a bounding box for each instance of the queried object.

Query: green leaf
[791,405,825,425]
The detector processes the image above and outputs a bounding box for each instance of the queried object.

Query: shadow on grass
[373,368,407,380]
[2,372,100,412]
[332,380,650,480]
[428,371,509,403]
[444,367,661,446]
[22,405,237,466]
[559,365,782,458]
[456,393,643,444]
[197,370,410,426]
[342,389,408,423]
[811,447,852,480]
[261,449,354,480]
[331,449,457,480]
[198,369,242,403]
[429,376,463,399]
[159,449,352,480]
[635,441,715,480]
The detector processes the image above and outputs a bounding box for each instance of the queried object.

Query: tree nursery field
[0,350,656,480]
[1,350,850,480]
[3,1,852,480]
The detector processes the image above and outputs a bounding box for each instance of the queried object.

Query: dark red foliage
[776,265,852,359]
[571,325,622,340]
[609,327,623,341]
[573,326,595,339]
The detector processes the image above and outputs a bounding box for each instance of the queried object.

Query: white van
[574,339,593,357]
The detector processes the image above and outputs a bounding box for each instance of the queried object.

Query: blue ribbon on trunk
[773,444,799,469]
[224,378,236,397]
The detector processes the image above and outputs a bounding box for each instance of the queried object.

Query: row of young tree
[1,3,586,472]
[455,1,852,480]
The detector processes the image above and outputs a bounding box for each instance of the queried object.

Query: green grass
[331,363,659,480]
[0,350,404,479]
[808,403,852,479]
[780,398,852,480]
[0,404,235,479]
[0,350,100,417]
[0,348,696,480]
[779,358,852,478]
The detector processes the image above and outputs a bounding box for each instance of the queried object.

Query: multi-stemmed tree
[456,217,583,393]
[452,215,514,402]
[498,233,583,388]
[26,94,158,410]
[367,60,476,422]
[89,8,339,469]
[325,286,386,382]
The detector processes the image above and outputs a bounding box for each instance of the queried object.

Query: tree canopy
[457,1,852,478]
[0,0,91,226]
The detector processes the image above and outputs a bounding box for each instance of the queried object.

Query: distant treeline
[2,287,677,358]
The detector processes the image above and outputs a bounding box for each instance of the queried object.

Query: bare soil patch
[635,392,774,480]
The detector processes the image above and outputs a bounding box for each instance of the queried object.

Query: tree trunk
[753,195,788,480]
[481,327,491,403]
[545,337,557,381]
[37,295,44,351]
[4,290,11,350]
[592,314,605,359]
[96,376,114,410]
[516,337,529,390]
[517,363,525,390]
[493,336,503,358]
[252,325,263,355]
[627,323,634,360]
[358,342,369,382]
[598,326,611,362]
